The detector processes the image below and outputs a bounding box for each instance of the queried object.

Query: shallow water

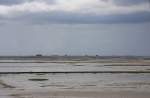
[0,62,150,72]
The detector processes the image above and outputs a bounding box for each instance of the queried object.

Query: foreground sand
[7,90,150,98]
[0,58,150,98]
[0,73,150,98]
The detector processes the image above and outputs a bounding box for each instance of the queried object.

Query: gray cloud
[0,0,149,24]
[0,0,149,6]
[0,0,55,5]
[2,11,149,24]
[113,0,149,6]
[0,0,26,5]
[0,0,149,5]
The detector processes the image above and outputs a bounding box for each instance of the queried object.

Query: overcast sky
[0,0,150,56]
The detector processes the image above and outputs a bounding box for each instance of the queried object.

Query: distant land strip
[0,71,150,74]
[0,56,150,60]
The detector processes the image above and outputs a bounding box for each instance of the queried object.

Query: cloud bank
[0,0,150,23]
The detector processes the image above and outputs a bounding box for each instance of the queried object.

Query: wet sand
[0,73,150,98]
[0,58,150,98]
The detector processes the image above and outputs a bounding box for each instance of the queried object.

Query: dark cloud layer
[39,12,150,24]
[2,11,150,24]
[0,0,149,24]
[0,0,25,5]
[113,0,149,6]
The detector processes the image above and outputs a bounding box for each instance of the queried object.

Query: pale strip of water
[0,63,150,72]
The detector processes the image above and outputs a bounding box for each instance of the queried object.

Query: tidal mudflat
[0,57,150,98]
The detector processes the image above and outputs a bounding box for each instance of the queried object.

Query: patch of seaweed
[28,78,48,81]
[73,65,85,66]
[35,73,47,75]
